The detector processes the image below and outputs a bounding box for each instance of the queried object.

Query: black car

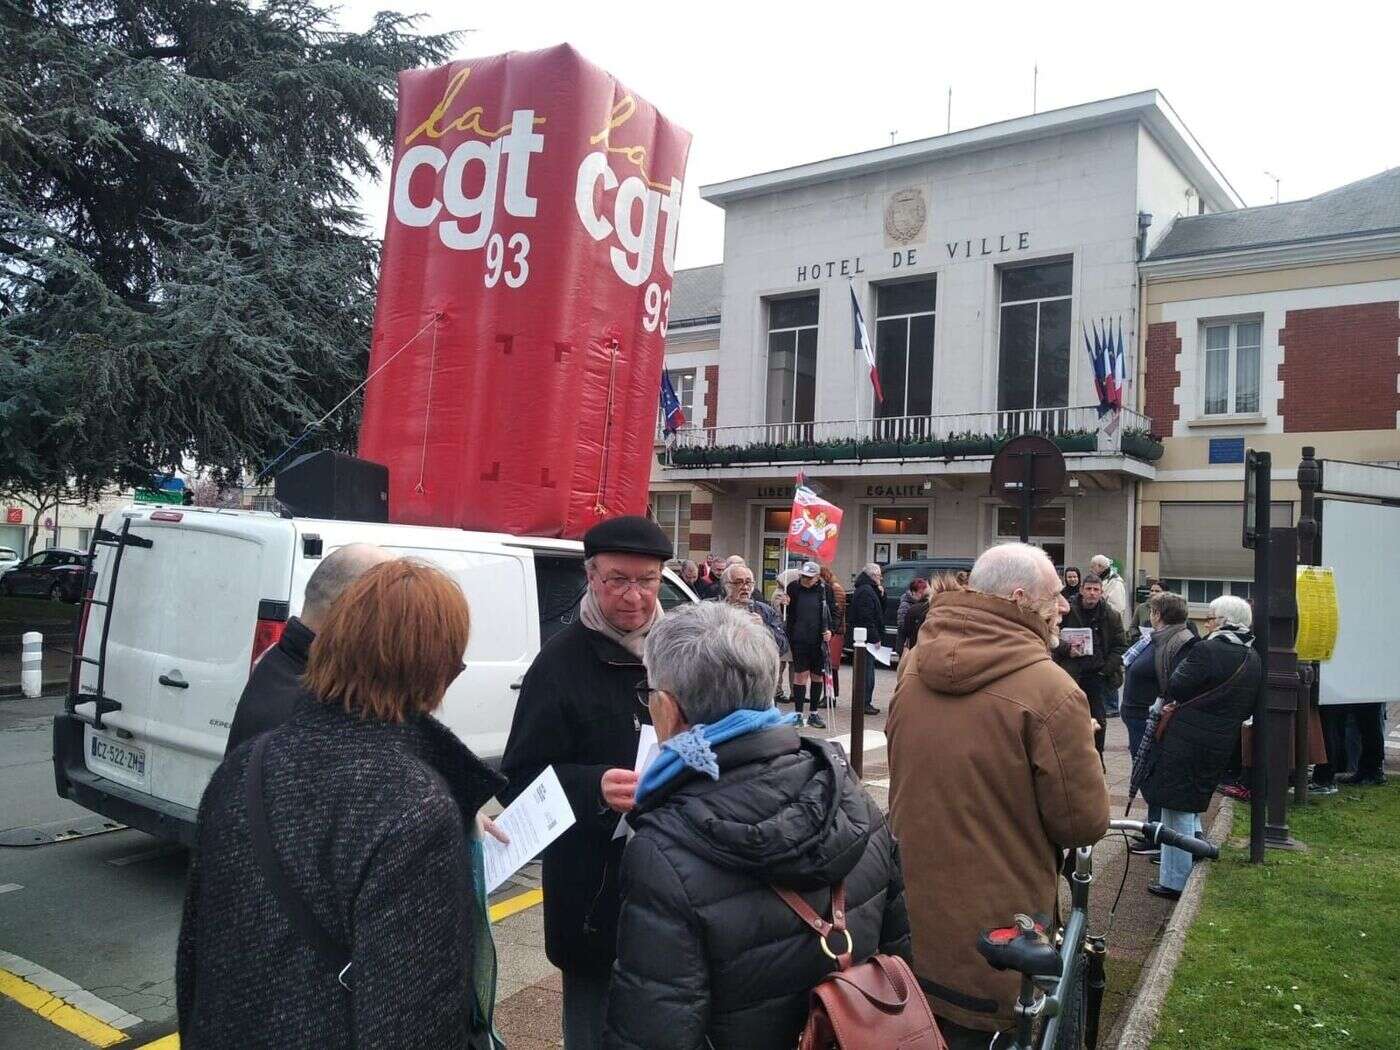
[878,557,975,651]
[0,548,91,602]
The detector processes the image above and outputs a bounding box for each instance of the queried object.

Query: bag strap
[246,731,353,990]
[771,883,853,970]
[1175,647,1255,712]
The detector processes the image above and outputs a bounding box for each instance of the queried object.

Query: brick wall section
[687,531,711,554]
[1143,322,1181,434]
[703,366,719,429]
[1278,301,1400,432]
[1140,525,1159,553]
[689,501,712,522]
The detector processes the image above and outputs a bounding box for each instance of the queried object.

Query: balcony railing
[660,405,1162,467]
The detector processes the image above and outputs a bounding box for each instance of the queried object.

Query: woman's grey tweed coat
[177,697,505,1048]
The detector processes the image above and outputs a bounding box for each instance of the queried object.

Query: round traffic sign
[990,435,1066,508]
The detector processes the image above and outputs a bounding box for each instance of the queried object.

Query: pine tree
[0,0,455,494]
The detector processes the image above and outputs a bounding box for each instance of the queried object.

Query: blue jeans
[1122,715,1161,824]
[1159,808,1203,892]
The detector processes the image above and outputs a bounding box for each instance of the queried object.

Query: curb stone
[1112,798,1234,1049]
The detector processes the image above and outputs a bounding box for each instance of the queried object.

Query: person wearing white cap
[782,560,832,728]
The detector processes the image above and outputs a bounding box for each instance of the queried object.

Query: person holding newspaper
[1053,572,1128,758]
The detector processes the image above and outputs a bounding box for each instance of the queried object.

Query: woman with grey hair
[603,603,911,1050]
[1141,594,1260,900]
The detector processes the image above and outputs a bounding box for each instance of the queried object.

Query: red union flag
[358,45,691,537]
[786,486,843,564]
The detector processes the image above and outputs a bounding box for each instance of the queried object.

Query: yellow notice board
[1296,567,1339,662]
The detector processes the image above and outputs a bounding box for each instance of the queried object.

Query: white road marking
[0,884,20,895]
[826,730,888,755]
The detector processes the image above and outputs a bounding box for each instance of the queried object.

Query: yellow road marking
[137,1037,179,1049]
[0,966,129,1047]
[489,887,544,922]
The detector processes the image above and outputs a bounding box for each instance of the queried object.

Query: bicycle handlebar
[1109,818,1219,861]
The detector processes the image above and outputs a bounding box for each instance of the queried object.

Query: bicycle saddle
[977,915,1062,978]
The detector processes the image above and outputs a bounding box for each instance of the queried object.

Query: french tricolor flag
[850,282,884,405]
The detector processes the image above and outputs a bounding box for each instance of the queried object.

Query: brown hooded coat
[887,589,1109,1033]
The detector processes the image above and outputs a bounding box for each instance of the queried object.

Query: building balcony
[658,405,1163,482]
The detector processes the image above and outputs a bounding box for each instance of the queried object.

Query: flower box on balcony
[1053,431,1098,453]
[1121,429,1165,462]
[901,439,944,459]
[943,434,995,456]
[857,439,902,460]
[816,441,857,462]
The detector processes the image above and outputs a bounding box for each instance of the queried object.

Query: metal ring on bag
[820,928,854,960]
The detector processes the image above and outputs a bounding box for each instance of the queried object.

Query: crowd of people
[176,523,1314,1049]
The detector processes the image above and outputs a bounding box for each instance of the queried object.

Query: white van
[54,504,695,845]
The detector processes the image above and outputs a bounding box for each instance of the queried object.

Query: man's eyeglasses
[599,573,663,596]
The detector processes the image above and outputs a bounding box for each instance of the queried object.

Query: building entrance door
[759,506,792,603]
[869,506,930,566]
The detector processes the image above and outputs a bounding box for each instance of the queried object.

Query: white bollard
[21,631,43,698]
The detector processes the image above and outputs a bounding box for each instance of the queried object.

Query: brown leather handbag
[771,883,948,1050]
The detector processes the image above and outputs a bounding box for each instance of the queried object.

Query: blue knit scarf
[635,707,798,804]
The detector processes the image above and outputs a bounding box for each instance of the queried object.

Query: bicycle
[975,819,1220,1050]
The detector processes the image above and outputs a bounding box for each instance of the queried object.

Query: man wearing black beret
[500,514,672,1050]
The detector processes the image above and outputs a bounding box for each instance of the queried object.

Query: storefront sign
[794,232,1030,284]
[865,484,924,498]
[4,508,20,525]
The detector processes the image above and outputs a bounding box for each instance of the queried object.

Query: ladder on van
[66,514,153,731]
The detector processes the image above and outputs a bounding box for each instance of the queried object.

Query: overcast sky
[338,0,1397,270]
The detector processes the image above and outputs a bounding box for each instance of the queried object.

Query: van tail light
[251,619,287,671]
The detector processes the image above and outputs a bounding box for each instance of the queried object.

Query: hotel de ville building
[648,90,1400,612]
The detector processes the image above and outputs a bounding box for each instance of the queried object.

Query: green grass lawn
[1152,783,1400,1048]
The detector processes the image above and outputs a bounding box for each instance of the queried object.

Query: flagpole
[850,280,862,446]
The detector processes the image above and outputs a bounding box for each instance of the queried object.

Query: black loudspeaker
[274,451,389,522]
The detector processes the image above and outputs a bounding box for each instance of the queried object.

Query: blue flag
[659,371,686,436]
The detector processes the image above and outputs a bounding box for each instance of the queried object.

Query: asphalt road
[0,695,552,1049]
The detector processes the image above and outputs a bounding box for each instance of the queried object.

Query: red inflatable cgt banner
[358,45,691,538]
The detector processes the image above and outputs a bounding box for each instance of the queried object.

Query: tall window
[765,295,819,425]
[1202,320,1261,415]
[655,368,695,440]
[998,260,1072,411]
[649,493,690,561]
[875,279,936,427]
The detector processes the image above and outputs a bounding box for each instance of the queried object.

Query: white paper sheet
[864,642,894,666]
[482,766,576,894]
[612,724,661,841]
[1061,627,1094,657]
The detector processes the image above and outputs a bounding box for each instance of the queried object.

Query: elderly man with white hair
[1139,594,1261,900]
[1088,554,1128,625]
[604,602,910,1049]
[888,542,1108,1049]
[717,561,789,663]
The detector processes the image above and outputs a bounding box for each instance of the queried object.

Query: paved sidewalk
[493,662,1189,1047]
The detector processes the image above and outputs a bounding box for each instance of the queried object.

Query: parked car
[0,546,20,574]
[876,556,976,652]
[0,547,91,602]
[54,505,697,846]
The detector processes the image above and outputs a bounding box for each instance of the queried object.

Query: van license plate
[90,734,146,780]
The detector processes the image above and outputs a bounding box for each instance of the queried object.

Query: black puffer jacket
[500,621,649,975]
[1143,631,1260,813]
[603,725,911,1050]
[178,699,506,1048]
[848,571,885,644]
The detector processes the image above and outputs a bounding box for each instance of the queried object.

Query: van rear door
[75,509,295,813]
